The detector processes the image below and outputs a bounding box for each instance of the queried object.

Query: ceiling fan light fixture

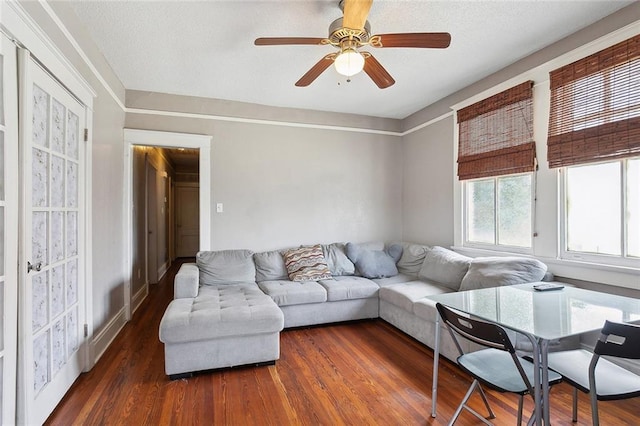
[334,48,365,77]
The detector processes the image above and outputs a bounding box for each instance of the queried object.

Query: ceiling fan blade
[255,37,326,46]
[363,54,395,89]
[371,32,451,48]
[343,0,373,30]
[295,54,336,87]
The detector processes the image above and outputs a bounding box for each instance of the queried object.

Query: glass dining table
[427,282,640,425]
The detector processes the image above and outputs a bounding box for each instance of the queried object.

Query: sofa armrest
[174,263,199,299]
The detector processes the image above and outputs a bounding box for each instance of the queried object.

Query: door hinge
[84,128,88,142]
[84,324,88,337]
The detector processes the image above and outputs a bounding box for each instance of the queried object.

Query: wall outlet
[216,203,224,213]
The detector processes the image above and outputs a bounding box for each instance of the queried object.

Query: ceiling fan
[254,0,451,89]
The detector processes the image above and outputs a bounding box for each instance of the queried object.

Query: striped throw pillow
[283,245,332,282]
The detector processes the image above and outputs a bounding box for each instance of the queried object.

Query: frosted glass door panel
[20,56,85,425]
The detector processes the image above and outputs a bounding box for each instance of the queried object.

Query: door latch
[27,261,42,273]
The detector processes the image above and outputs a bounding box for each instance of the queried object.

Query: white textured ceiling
[67,0,632,119]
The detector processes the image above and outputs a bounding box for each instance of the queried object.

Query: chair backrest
[594,320,640,359]
[436,303,515,354]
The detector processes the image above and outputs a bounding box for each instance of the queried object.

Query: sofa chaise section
[159,251,284,378]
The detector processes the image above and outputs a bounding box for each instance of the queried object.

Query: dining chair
[546,320,640,426]
[435,303,562,426]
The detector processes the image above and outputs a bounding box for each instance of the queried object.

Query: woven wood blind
[457,81,535,180]
[547,34,640,168]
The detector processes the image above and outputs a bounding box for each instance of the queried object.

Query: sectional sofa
[159,242,569,378]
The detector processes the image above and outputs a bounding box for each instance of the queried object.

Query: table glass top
[428,283,640,340]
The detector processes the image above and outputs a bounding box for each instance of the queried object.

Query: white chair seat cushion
[547,349,640,399]
[460,348,562,394]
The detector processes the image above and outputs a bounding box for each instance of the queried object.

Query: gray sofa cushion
[258,280,327,306]
[346,242,403,279]
[159,284,283,344]
[322,243,356,276]
[174,263,199,299]
[459,256,548,291]
[197,250,256,286]
[318,276,379,301]
[372,273,415,287]
[254,250,288,282]
[396,242,430,276]
[379,281,453,312]
[418,246,471,291]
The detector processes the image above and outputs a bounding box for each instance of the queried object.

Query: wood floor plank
[45,260,640,425]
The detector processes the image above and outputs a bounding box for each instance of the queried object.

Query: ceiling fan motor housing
[328,18,371,45]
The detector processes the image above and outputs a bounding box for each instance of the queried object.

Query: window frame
[463,171,535,254]
[559,157,640,268]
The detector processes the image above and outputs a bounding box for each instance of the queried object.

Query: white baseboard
[157,259,170,281]
[90,307,127,365]
[132,285,148,315]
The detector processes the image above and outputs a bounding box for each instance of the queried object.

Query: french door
[0,32,18,426]
[18,51,87,425]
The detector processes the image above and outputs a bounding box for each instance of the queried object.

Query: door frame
[0,30,19,426]
[123,129,211,320]
[145,160,159,285]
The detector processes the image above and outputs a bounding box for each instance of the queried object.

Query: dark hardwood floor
[46,260,640,425]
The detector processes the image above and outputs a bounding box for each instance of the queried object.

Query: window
[549,34,640,267]
[465,174,533,249]
[458,81,535,251]
[563,157,640,265]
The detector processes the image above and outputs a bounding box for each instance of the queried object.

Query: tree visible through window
[565,158,639,261]
[466,174,532,249]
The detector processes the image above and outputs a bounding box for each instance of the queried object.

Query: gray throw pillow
[322,243,356,276]
[345,242,403,279]
[396,242,430,276]
[418,246,471,291]
[459,257,548,291]
[197,249,256,285]
[254,250,288,282]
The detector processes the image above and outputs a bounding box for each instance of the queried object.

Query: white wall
[125,111,404,252]
[402,115,455,247]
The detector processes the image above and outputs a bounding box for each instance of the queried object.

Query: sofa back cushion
[283,245,332,282]
[345,242,403,279]
[197,250,256,285]
[459,257,548,291]
[418,246,471,291]
[322,243,356,276]
[396,242,430,276]
[254,250,288,282]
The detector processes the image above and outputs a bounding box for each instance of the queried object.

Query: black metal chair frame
[549,320,640,426]
[436,303,561,426]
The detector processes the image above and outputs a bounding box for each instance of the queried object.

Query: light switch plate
[216,203,223,213]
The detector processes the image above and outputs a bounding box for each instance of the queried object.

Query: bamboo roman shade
[457,81,535,180]
[547,34,640,168]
